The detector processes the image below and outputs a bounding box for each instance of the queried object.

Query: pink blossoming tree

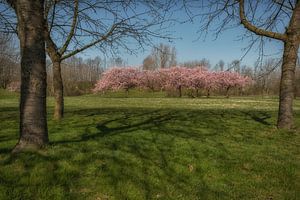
[93,66,252,97]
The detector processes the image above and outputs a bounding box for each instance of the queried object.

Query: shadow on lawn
[0,107,275,199]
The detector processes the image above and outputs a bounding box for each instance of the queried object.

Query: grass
[0,90,299,199]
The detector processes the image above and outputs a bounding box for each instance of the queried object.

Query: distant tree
[93,67,140,95]
[214,60,225,71]
[160,67,190,97]
[182,59,210,69]
[138,70,163,91]
[228,60,241,73]
[108,57,127,68]
[217,71,252,98]
[151,43,177,69]
[142,55,156,70]
[0,33,19,89]
[253,58,281,95]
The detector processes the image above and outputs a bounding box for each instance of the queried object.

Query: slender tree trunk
[53,60,64,120]
[226,87,230,98]
[277,39,299,129]
[196,89,199,97]
[207,89,210,98]
[178,85,182,97]
[12,0,48,152]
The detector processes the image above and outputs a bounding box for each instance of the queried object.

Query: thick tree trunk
[52,60,64,120]
[277,39,299,129]
[12,0,48,152]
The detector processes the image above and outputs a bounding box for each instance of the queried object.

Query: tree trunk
[277,39,299,129]
[178,85,182,97]
[195,89,199,97]
[12,0,48,152]
[226,87,230,98]
[207,89,210,98]
[53,60,64,120]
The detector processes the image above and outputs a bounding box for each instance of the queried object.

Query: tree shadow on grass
[0,106,284,199]
[242,111,272,126]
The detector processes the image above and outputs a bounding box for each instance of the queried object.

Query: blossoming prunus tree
[93,66,252,98]
[137,70,163,92]
[184,67,207,97]
[93,67,140,95]
[217,71,252,98]
[160,67,192,97]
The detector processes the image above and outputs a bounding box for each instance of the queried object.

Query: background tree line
[2,37,299,98]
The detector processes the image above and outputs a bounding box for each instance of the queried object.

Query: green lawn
[0,90,299,200]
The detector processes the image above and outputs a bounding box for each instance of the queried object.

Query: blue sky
[0,1,286,69]
[82,19,283,68]
[75,2,287,69]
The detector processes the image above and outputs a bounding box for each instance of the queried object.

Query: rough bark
[226,87,230,98]
[53,60,64,120]
[239,0,300,129]
[178,85,182,97]
[276,1,300,129]
[277,39,299,129]
[10,0,48,152]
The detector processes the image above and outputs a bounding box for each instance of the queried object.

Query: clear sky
[0,1,286,68]
[77,4,285,69]
[81,19,283,68]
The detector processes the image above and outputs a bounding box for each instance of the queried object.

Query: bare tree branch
[59,0,78,55]
[239,0,287,41]
[61,23,119,60]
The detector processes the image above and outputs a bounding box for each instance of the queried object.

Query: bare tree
[182,59,210,69]
[214,59,225,71]
[150,43,177,69]
[142,55,156,70]
[188,0,300,129]
[228,60,241,73]
[42,0,174,120]
[5,0,48,152]
[108,57,127,68]
[253,58,281,95]
[0,33,19,88]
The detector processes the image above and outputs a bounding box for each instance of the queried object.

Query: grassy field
[0,90,299,200]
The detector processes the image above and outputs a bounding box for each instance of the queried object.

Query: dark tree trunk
[226,87,230,98]
[207,89,210,98]
[11,0,48,152]
[52,60,64,120]
[277,39,299,129]
[178,85,182,97]
[195,89,199,97]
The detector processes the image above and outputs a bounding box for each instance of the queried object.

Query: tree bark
[178,85,182,97]
[11,0,48,152]
[226,87,230,98]
[238,0,300,129]
[277,39,299,129]
[207,89,210,98]
[53,60,64,120]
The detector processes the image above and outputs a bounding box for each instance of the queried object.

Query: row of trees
[93,67,252,97]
